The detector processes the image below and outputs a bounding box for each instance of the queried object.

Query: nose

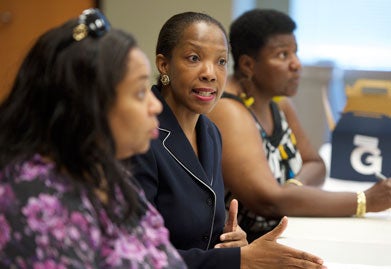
[200,62,217,82]
[290,54,302,72]
[149,91,163,115]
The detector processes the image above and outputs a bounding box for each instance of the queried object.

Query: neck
[178,115,199,157]
[225,74,243,95]
[229,72,274,134]
[176,112,199,138]
[166,100,199,157]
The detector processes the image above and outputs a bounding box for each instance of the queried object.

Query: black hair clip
[73,8,111,41]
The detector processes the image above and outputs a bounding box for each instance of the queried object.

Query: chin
[136,143,151,155]
[286,88,298,97]
[198,105,216,115]
[116,146,146,160]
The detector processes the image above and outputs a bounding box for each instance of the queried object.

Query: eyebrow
[186,41,228,54]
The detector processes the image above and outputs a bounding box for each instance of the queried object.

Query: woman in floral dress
[0,8,186,269]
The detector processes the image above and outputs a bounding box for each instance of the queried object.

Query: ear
[238,54,255,78]
[156,54,169,75]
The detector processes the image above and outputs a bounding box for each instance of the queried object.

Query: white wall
[102,0,233,80]
[291,65,335,149]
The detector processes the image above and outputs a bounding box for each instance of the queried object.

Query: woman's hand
[365,178,391,212]
[215,199,248,248]
[240,217,327,269]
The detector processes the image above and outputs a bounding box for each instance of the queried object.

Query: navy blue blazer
[130,86,240,269]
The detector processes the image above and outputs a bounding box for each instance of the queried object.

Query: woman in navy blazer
[128,11,326,269]
[131,86,240,268]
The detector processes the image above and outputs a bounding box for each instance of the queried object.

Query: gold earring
[240,93,255,108]
[160,74,170,86]
[239,76,254,108]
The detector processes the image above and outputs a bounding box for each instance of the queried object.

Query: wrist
[285,178,303,186]
[240,246,250,269]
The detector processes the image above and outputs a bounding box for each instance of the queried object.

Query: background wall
[102,0,234,80]
[5,0,385,152]
[0,0,96,102]
[257,0,289,13]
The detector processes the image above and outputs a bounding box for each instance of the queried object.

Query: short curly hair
[230,9,296,70]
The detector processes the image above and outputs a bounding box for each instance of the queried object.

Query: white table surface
[278,143,391,268]
[279,215,391,267]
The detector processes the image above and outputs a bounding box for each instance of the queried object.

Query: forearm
[295,160,326,187]
[275,187,356,217]
[244,186,357,218]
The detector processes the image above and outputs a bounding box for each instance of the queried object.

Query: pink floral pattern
[0,155,186,269]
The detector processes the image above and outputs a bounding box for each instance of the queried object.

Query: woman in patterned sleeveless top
[207,8,391,242]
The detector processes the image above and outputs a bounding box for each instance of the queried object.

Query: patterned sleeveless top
[221,92,303,236]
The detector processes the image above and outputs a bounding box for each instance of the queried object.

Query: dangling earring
[160,74,170,86]
[240,92,255,108]
[239,76,255,108]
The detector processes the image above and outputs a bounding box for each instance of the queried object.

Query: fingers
[297,250,325,267]
[219,200,248,248]
[274,243,325,268]
[366,178,391,211]
[279,239,325,267]
[262,216,288,241]
[287,258,327,269]
[220,230,246,242]
[216,232,248,248]
[225,198,238,233]
[218,221,248,248]
[215,238,248,248]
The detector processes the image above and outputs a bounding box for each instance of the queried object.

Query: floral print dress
[0,155,186,269]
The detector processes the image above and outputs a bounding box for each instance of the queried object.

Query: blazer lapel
[153,86,212,186]
[196,115,217,186]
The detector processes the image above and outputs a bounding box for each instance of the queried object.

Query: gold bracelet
[285,178,303,186]
[355,191,366,217]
